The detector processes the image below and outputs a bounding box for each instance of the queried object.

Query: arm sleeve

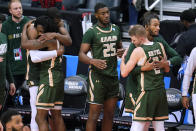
[182,47,196,96]
[160,38,182,66]
[6,53,14,83]
[30,50,57,63]
[125,43,141,75]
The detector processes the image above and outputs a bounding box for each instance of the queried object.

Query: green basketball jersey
[39,56,64,87]
[26,50,40,86]
[137,42,166,91]
[2,16,29,75]
[0,32,14,87]
[82,23,121,76]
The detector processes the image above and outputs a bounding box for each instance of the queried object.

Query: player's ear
[6,122,12,129]
[94,13,98,19]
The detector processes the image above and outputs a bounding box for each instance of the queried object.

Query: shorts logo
[95,80,100,83]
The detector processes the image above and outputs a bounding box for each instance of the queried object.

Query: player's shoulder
[132,47,143,56]
[111,24,120,29]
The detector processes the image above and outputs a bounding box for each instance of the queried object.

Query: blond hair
[128,24,147,37]
[8,0,21,9]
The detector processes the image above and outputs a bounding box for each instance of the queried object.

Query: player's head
[94,3,110,25]
[46,7,61,25]
[128,25,147,47]
[180,9,196,29]
[0,13,6,31]
[8,0,23,20]
[142,11,160,36]
[1,110,23,131]
[34,15,58,36]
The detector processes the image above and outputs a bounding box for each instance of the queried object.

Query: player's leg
[144,122,151,131]
[102,75,119,131]
[29,86,39,131]
[86,104,102,131]
[152,121,165,131]
[35,84,53,131]
[130,121,147,131]
[86,70,104,131]
[102,97,118,131]
[35,109,49,131]
[50,109,65,131]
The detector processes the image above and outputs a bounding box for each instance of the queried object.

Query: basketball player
[121,25,169,131]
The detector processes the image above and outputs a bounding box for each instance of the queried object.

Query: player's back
[137,42,166,91]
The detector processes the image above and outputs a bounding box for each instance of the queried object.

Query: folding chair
[165,88,186,128]
[62,75,88,129]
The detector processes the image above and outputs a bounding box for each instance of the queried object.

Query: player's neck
[142,38,150,45]
[97,22,110,28]
[12,15,22,23]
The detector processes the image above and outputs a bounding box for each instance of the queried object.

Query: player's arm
[38,20,72,46]
[117,41,125,58]
[182,48,196,109]
[30,42,64,63]
[153,43,170,72]
[79,28,106,70]
[120,47,141,77]
[21,22,47,50]
[79,43,107,70]
[160,37,182,66]
[6,53,16,96]
[182,48,196,96]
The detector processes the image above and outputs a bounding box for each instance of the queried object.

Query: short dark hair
[46,7,61,19]
[0,110,20,128]
[34,15,58,33]
[180,9,196,23]
[94,3,107,13]
[0,13,6,23]
[141,11,159,26]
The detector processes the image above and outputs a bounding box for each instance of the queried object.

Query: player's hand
[39,33,57,41]
[121,49,128,61]
[141,57,154,71]
[9,83,16,96]
[154,56,169,69]
[0,57,4,62]
[90,59,107,70]
[182,96,189,109]
[117,48,125,58]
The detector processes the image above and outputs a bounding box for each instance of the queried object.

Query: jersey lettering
[0,44,7,55]
[101,36,117,43]
[103,43,116,57]
[148,49,161,57]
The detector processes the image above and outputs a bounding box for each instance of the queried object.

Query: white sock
[152,121,165,131]
[29,86,39,131]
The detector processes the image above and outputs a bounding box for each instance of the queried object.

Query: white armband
[30,50,57,63]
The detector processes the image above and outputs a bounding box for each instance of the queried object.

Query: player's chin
[103,19,110,24]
